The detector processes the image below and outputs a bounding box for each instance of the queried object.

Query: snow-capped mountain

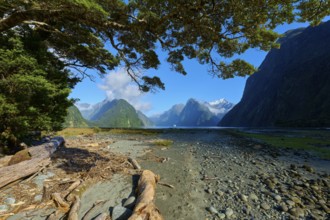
[151,98,235,127]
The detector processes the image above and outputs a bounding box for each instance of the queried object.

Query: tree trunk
[128,170,163,220]
[0,137,64,189]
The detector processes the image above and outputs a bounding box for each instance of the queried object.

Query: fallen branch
[0,137,64,189]
[94,213,110,220]
[67,195,80,220]
[51,192,69,212]
[128,157,141,170]
[128,170,163,220]
[61,179,82,200]
[158,182,174,189]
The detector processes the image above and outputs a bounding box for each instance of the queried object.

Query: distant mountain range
[66,99,151,128]
[220,21,330,127]
[151,98,234,127]
[64,97,234,128]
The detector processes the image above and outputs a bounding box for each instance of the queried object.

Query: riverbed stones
[289,207,304,218]
[279,203,289,212]
[261,202,270,210]
[225,208,234,218]
[0,204,8,213]
[249,193,258,202]
[4,197,15,205]
[207,206,218,214]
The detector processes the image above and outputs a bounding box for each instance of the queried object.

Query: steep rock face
[220,22,330,127]
[178,99,219,126]
[63,105,89,128]
[90,99,144,128]
[150,104,184,126]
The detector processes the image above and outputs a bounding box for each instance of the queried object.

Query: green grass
[56,127,161,137]
[152,139,174,146]
[234,130,330,159]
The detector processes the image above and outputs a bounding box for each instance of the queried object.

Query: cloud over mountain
[98,69,151,111]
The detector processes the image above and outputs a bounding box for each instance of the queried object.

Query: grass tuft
[152,139,173,146]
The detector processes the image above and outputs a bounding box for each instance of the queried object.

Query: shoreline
[1,129,329,219]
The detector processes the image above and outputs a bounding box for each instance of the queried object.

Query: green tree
[0,31,77,150]
[1,0,329,91]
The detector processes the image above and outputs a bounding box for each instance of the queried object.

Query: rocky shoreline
[0,129,329,220]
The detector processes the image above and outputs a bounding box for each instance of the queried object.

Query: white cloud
[99,69,151,112]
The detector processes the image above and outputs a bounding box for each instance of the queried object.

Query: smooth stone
[218,213,226,219]
[123,196,136,209]
[249,193,258,202]
[4,198,15,205]
[34,195,43,202]
[238,194,248,202]
[206,188,213,194]
[112,206,132,220]
[0,205,8,212]
[279,204,289,212]
[261,202,270,210]
[225,208,234,217]
[289,208,304,218]
[274,195,282,202]
[286,200,295,207]
[216,190,224,196]
[207,206,218,214]
[291,196,301,204]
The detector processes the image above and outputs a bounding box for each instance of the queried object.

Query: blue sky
[70,19,328,116]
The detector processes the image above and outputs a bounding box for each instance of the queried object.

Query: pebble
[249,193,258,202]
[261,202,270,210]
[34,195,43,202]
[286,200,295,207]
[289,207,304,218]
[238,194,248,202]
[273,194,282,202]
[207,206,218,214]
[123,196,136,209]
[112,206,132,220]
[218,213,226,219]
[279,204,289,212]
[225,208,234,217]
[206,188,213,194]
[216,190,224,196]
[4,198,15,205]
[0,205,8,213]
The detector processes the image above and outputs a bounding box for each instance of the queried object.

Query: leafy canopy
[1,0,329,91]
[0,30,76,149]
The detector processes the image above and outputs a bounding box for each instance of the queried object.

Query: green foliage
[1,0,329,90]
[0,32,75,149]
[63,105,89,128]
[236,130,330,159]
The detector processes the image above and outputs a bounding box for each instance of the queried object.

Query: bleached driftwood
[128,170,163,220]
[67,195,80,220]
[0,137,64,189]
[128,157,141,170]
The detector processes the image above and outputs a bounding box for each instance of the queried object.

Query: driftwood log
[128,170,163,220]
[0,137,64,189]
[128,157,141,170]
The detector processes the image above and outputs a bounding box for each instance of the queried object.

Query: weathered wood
[0,137,64,189]
[94,213,110,220]
[128,157,141,170]
[67,195,80,220]
[61,179,82,200]
[128,170,163,220]
[51,192,69,211]
[158,182,174,189]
